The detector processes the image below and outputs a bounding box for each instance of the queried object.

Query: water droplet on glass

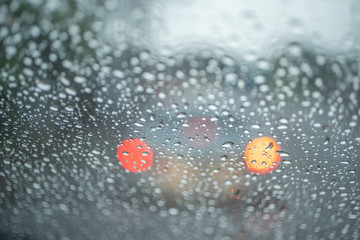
[220,155,228,161]
[265,143,273,150]
[65,87,77,96]
[134,122,144,127]
[282,160,292,165]
[176,112,187,119]
[276,151,290,157]
[36,79,51,91]
[208,104,218,111]
[221,141,234,148]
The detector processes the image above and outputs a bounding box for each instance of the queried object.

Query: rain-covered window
[1,0,359,239]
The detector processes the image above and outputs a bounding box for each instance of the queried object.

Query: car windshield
[1,0,359,239]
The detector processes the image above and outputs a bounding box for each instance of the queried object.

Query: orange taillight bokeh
[244,137,281,174]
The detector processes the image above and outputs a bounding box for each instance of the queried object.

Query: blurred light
[117,139,154,172]
[244,137,281,174]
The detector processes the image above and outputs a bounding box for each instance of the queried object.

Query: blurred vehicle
[0,0,359,240]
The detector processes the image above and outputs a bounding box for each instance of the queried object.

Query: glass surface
[1,0,359,239]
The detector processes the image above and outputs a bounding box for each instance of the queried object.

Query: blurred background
[0,0,359,239]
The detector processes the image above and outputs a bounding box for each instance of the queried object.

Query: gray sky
[106,0,358,57]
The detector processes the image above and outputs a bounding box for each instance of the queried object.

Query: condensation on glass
[0,0,359,239]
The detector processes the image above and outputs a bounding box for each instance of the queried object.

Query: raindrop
[227,166,235,171]
[265,143,273,150]
[182,122,190,127]
[221,141,234,148]
[279,118,289,124]
[220,155,228,161]
[74,76,86,84]
[65,87,77,96]
[113,70,124,78]
[254,75,266,84]
[50,105,59,111]
[142,72,156,81]
[213,168,220,173]
[149,114,155,121]
[158,92,167,99]
[134,122,144,127]
[276,151,290,157]
[288,42,302,57]
[225,181,232,185]
[168,208,179,215]
[282,160,292,165]
[208,104,218,111]
[36,79,51,91]
[176,112,187,119]
[277,124,288,130]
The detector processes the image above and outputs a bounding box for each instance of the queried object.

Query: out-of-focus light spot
[244,137,281,174]
[180,116,219,148]
[117,139,154,173]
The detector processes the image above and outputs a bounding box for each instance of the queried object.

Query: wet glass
[1,0,359,239]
